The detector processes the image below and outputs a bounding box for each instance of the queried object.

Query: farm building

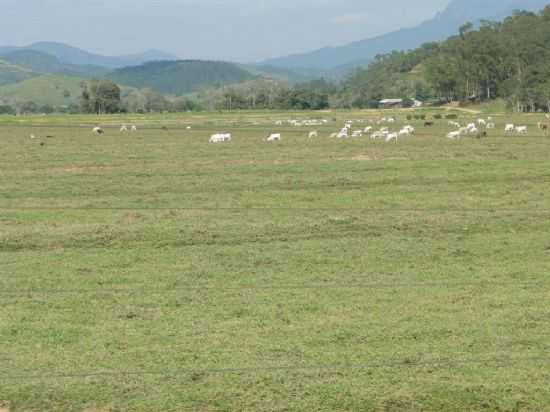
[379,98,423,109]
[379,99,403,109]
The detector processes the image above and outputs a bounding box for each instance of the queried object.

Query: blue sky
[1,0,451,61]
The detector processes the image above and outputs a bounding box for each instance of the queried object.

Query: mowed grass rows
[1,112,550,411]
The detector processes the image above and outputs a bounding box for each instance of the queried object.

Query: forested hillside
[339,7,550,112]
[108,61,255,95]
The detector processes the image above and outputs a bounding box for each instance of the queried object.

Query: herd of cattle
[75,115,550,144]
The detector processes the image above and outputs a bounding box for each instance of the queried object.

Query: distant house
[379,99,403,109]
[379,98,424,109]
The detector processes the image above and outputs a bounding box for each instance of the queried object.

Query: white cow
[505,124,515,133]
[93,127,104,135]
[486,122,496,129]
[515,126,528,134]
[131,125,138,132]
[402,125,415,134]
[209,133,225,143]
[364,126,373,133]
[385,132,399,143]
[477,118,487,126]
[267,133,281,142]
[308,131,318,139]
[468,126,479,135]
[120,125,128,132]
[447,131,461,140]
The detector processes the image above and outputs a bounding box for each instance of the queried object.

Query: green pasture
[1,110,550,411]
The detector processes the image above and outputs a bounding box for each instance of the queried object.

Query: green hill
[107,60,255,95]
[0,49,108,77]
[0,60,37,86]
[0,75,86,106]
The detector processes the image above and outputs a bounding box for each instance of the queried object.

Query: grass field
[1,110,550,411]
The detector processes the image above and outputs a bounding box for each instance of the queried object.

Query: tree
[81,80,121,114]
[0,104,15,115]
[20,101,39,114]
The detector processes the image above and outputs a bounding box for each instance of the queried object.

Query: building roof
[379,99,403,104]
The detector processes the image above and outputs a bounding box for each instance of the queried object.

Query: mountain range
[0,42,177,69]
[262,0,550,71]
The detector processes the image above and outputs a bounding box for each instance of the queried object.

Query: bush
[40,104,55,114]
[0,104,15,115]
[406,114,413,120]
[434,114,442,119]
[20,101,39,114]
[445,114,458,119]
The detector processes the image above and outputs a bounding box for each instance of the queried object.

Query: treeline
[340,6,550,112]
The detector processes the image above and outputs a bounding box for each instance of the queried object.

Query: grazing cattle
[29,134,36,139]
[515,126,528,134]
[329,132,338,138]
[209,133,231,143]
[385,132,399,143]
[424,121,434,127]
[131,125,138,132]
[477,118,486,126]
[486,122,496,129]
[398,127,413,137]
[448,121,461,128]
[308,131,318,139]
[337,128,349,139]
[364,126,373,133]
[505,124,515,133]
[93,127,104,135]
[267,133,281,142]
[447,131,461,140]
[403,125,415,134]
[120,125,128,132]
[209,134,224,143]
[537,122,548,130]
[351,130,363,138]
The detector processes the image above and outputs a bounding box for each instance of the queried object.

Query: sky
[0,0,451,62]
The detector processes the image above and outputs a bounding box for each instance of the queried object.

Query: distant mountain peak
[262,0,549,71]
